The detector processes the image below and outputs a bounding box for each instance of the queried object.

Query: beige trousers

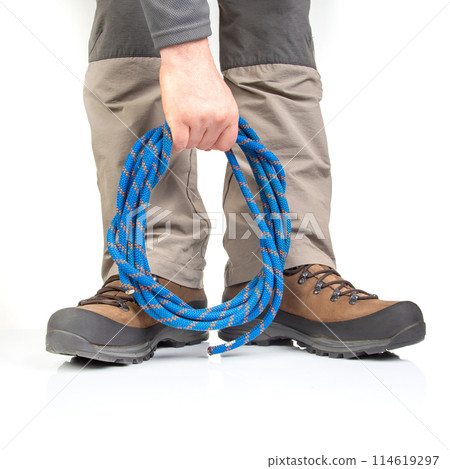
[83,57,335,288]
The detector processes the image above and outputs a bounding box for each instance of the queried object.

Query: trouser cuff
[106,257,205,290]
[225,245,336,288]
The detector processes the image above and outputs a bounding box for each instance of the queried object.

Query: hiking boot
[219,264,425,358]
[46,275,209,364]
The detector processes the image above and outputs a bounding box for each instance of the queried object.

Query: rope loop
[107,117,291,355]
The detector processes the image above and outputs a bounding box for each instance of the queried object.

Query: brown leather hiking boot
[219,264,425,358]
[46,275,209,364]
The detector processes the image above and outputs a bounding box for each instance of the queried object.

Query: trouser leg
[83,0,210,288]
[219,0,336,287]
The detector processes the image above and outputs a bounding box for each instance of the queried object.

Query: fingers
[170,122,189,154]
[170,117,238,154]
[196,112,239,151]
[197,122,224,151]
[212,121,239,152]
[168,101,239,153]
[186,125,207,150]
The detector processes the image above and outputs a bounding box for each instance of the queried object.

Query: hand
[159,38,239,154]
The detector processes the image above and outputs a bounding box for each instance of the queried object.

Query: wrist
[160,38,213,67]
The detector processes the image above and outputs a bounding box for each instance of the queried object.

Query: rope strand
[107,117,291,355]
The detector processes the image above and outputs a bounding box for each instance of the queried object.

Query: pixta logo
[193,211,325,240]
[125,203,172,249]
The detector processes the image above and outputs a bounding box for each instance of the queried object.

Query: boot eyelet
[330,290,340,302]
[298,271,309,284]
[349,294,358,305]
[117,299,130,311]
[313,281,323,295]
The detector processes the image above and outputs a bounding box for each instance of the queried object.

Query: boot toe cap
[47,307,148,346]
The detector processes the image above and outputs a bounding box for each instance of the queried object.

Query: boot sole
[46,305,209,364]
[218,313,426,359]
[46,327,209,364]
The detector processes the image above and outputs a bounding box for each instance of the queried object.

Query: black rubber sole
[46,327,208,364]
[218,304,426,359]
[46,306,209,364]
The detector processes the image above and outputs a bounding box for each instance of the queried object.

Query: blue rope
[107,117,291,355]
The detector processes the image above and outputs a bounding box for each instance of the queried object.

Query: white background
[0,1,449,468]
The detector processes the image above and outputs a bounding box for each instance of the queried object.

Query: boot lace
[284,265,378,304]
[78,275,137,311]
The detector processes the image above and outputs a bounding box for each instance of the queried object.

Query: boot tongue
[106,279,122,289]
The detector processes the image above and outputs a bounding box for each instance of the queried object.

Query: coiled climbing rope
[107,117,291,355]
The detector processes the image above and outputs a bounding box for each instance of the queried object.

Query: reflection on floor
[0,329,447,469]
